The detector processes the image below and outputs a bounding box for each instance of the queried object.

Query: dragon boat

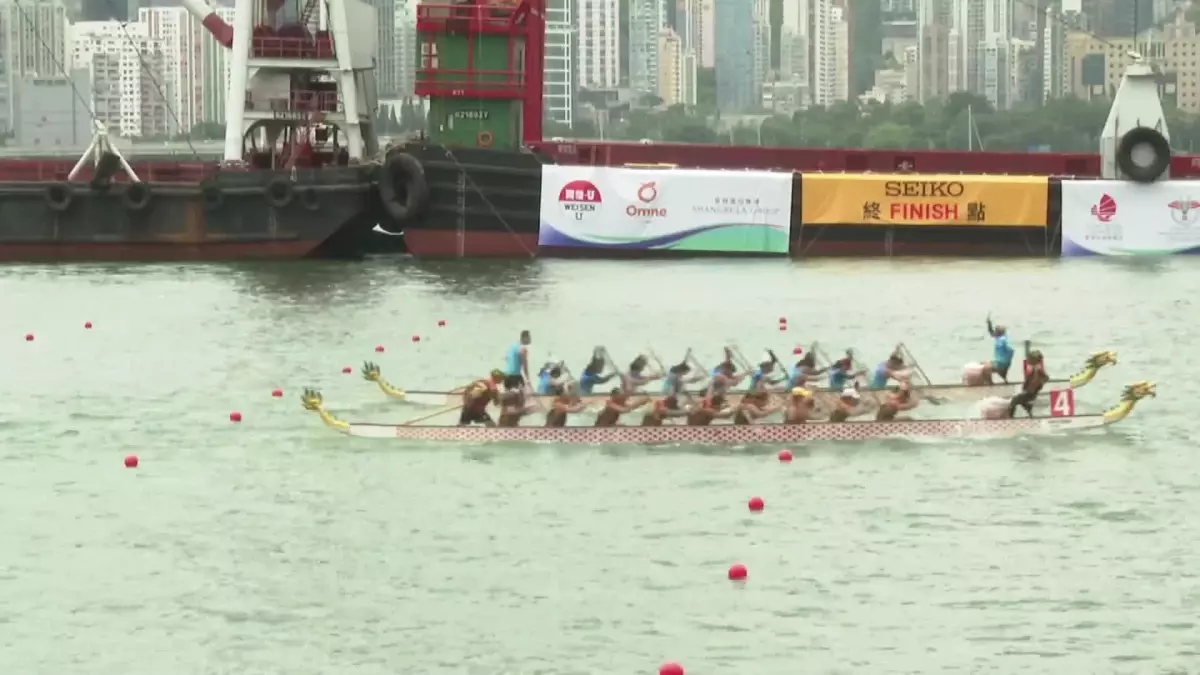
[359,351,1119,409]
[299,380,1154,446]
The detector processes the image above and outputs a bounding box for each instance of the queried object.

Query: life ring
[300,186,320,211]
[123,182,153,211]
[46,183,73,212]
[265,177,294,208]
[1116,126,1171,183]
[201,181,224,211]
[477,130,494,147]
[377,152,429,222]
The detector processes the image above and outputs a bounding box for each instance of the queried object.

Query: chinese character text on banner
[1061,180,1200,256]
[800,174,1049,227]
[538,166,793,253]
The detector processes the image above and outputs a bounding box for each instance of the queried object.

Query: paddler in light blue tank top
[502,330,533,389]
[535,362,564,395]
[748,352,784,392]
[984,315,1015,383]
[578,348,617,395]
[787,352,826,389]
[869,352,910,389]
[620,354,663,394]
[662,361,705,397]
[707,361,748,398]
[827,352,866,390]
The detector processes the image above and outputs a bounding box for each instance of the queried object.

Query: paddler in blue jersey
[827,352,867,390]
[578,348,618,394]
[707,360,748,398]
[787,352,827,389]
[869,350,912,389]
[535,362,565,395]
[662,361,705,397]
[748,352,785,392]
[983,315,1015,382]
[620,355,663,394]
[502,330,533,390]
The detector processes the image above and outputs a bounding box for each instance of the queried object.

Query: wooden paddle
[402,403,463,425]
[897,342,948,405]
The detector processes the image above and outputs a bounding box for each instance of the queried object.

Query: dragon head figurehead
[1122,381,1156,401]
[1086,350,1118,369]
[300,388,325,411]
[361,361,381,382]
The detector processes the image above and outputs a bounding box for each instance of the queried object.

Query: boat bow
[301,388,351,433]
[1067,350,1118,388]
[1101,380,1156,425]
[361,361,407,399]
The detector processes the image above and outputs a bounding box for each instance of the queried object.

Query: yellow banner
[800,174,1049,227]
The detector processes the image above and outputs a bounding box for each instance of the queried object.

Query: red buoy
[375,345,385,353]
[778,449,793,462]
[411,335,420,343]
[778,316,787,323]
[778,324,787,331]
[659,663,684,675]
[792,346,803,355]
[84,321,93,329]
[728,563,748,581]
[748,496,765,512]
[437,320,446,327]
[342,366,352,374]
[229,411,242,423]
[271,388,283,398]
[24,333,33,342]
[124,455,138,468]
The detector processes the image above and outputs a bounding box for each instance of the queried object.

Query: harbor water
[1,257,1197,674]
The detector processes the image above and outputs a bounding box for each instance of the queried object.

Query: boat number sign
[799,173,1050,228]
[1049,389,1075,417]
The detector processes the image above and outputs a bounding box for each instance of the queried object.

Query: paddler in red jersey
[545,386,587,427]
[497,378,538,427]
[875,381,919,421]
[783,387,817,423]
[1007,346,1049,417]
[687,394,734,426]
[595,388,650,427]
[827,386,875,423]
[733,391,782,424]
[458,369,504,426]
[641,394,689,426]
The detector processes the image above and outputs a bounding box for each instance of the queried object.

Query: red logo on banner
[1090,194,1117,222]
[558,179,602,221]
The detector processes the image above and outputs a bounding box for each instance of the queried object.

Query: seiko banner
[1061,180,1200,256]
[538,166,794,253]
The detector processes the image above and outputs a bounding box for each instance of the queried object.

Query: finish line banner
[1061,180,1200,256]
[800,174,1049,227]
[538,165,793,253]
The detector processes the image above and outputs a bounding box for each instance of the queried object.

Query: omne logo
[627,181,667,218]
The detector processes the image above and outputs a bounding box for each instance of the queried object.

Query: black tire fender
[1116,126,1171,183]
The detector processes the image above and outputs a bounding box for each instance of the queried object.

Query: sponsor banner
[800,174,1049,227]
[1061,180,1200,256]
[538,166,793,253]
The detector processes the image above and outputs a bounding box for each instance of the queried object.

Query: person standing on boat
[458,369,505,427]
[828,387,875,423]
[983,316,1015,383]
[869,351,912,389]
[1006,346,1049,418]
[733,392,782,424]
[876,382,919,421]
[503,330,533,390]
[828,353,866,390]
[545,388,587,427]
[783,387,818,423]
[621,355,663,394]
[595,389,650,426]
[579,348,618,394]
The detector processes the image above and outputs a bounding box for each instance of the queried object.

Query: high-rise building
[698,0,713,67]
[831,3,849,101]
[578,0,620,88]
[70,20,170,137]
[199,6,234,124]
[140,6,207,136]
[658,28,682,104]
[714,0,755,110]
[806,0,834,106]
[0,0,69,133]
[628,0,664,93]
[848,0,882,99]
[81,0,137,22]
[1042,4,1066,102]
[394,0,416,97]
[545,0,576,124]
